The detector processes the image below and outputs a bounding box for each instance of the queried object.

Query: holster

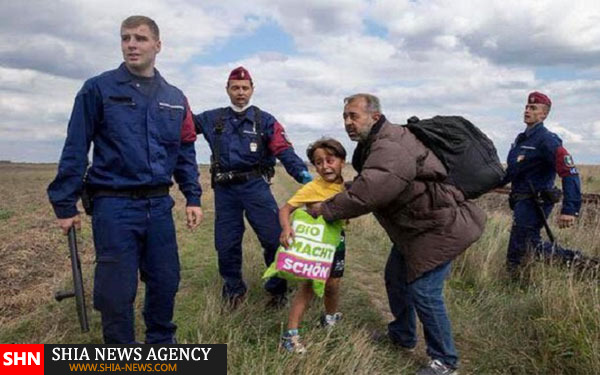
[80,184,94,216]
[508,187,562,210]
[540,187,562,204]
[260,165,275,182]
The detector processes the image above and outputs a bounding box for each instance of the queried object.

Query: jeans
[385,246,457,368]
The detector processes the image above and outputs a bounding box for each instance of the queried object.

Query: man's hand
[557,214,576,229]
[186,206,204,230]
[306,202,323,218]
[57,215,81,235]
[279,227,295,249]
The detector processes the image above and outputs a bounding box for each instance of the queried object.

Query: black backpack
[404,115,505,199]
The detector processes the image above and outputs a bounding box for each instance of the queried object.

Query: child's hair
[306,137,347,165]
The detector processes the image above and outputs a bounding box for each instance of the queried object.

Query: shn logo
[1,344,44,375]
[3,352,41,366]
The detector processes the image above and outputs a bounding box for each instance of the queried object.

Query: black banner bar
[44,344,226,375]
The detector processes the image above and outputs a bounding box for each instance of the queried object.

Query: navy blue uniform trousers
[214,178,286,298]
[92,196,179,344]
[507,199,580,268]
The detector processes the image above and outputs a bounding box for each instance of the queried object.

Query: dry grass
[1,162,599,374]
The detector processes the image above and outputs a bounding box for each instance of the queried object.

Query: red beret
[528,91,551,107]
[228,66,252,82]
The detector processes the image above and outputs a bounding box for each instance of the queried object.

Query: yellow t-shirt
[287,177,344,208]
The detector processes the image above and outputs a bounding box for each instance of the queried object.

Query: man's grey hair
[344,93,382,113]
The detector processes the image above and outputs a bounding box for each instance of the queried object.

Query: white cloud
[0,67,79,141]
[1,1,600,164]
[371,0,600,66]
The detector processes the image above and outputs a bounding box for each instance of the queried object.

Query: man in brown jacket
[312,93,486,375]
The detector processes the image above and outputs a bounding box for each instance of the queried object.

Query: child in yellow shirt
[279,137,347,354]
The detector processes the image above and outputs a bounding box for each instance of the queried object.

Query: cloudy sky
[1,0,599,164]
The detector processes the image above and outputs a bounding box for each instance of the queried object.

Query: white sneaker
[321,312,343,327]
[281,334,306,354]
[416,360,458,375]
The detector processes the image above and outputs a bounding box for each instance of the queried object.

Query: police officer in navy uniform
[195,67,312,307]
[504,91,582,272]
[48,16,203,343]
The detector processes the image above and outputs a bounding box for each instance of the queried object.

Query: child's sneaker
[320,312,343,327]
[281,331,306,354]
[416,360,458,375]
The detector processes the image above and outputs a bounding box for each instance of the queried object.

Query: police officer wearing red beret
[194,67,312,307]
[504,91,583,273]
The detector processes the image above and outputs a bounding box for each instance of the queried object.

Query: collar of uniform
[525,122,545,138]
[222,105,256,122]
[115,62,164,86]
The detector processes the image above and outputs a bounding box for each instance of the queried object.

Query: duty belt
[212,168,264,186]
[92,186,170,199]
[509,192,533,202]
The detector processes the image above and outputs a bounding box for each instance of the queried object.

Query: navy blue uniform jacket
[48,63,201,218]
[504,122,581,215]
[194,106,307,181]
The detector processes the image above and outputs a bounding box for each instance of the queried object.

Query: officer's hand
[279,227,295,249]
[557,214,576,229]
[300,170,313,184]
[186,206,204,230]
[57,215,81,235]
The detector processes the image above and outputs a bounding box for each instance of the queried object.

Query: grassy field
[0,162,599,374]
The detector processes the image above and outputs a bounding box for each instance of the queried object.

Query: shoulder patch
[555,146,578,177]
[282,129,291,144]
[268,121,293,155]
[563,154,575,168]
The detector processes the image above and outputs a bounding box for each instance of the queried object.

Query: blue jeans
[507,199,581,268]
[92,196,179,344]
[385,246,457,368]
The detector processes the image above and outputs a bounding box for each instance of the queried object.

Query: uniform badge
[250,142,257,152]
[564,154,575,167]
[517,155,525,162]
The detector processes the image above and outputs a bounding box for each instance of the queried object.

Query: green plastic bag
[263,209,343,297]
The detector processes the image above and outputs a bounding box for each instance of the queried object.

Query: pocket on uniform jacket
[517,145,536,163]
[103,97,141,137]
[241,133,262,163]
[157,102,184,143]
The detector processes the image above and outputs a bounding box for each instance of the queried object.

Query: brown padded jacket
[321,119,487,282]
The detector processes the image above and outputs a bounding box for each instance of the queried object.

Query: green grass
[0,208,13,220]
[1,164,599,374]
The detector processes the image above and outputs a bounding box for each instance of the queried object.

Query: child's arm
[279,203,298,249]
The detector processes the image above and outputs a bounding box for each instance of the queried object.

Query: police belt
[212,168,264,185]
[92,186,170,199]
[509,192,533,202]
